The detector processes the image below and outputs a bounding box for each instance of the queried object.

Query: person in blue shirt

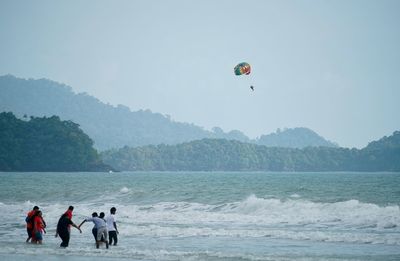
[79,212,109,249]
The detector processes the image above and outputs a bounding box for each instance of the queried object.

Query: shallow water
[0,171,399,260]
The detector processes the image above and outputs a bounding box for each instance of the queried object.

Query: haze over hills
[0,75,337,150]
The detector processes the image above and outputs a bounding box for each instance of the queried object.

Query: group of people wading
[25,205,119,249]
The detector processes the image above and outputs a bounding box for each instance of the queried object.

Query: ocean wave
[224,195,400,228]
[1,195,399,246]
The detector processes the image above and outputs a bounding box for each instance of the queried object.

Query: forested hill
[0,75,336,150]
[101,131,400,172]
[256,128,337,148]
[0,112,112,171]
[364,131,400,151]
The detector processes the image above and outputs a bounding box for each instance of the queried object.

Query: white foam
[119,187,130,193]
[1,195,399,247]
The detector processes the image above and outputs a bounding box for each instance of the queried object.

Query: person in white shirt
[105,207,118,245]
[79,212,109,249]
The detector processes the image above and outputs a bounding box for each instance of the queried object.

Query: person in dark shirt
[55,213,81,247]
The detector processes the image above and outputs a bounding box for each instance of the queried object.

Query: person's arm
[78,220,87,228]
[71,222,82,233]
[41,217,47,228]
[114,222,118,234]
[41,219,46,234]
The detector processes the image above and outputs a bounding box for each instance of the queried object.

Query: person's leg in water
[92,227,97,243]
[35,231,43,244]
[92,227,106,246]
[95,228,103,248]
[109,231,117,245]
[109,231,113,245]
[26,228,32,243]
[97,227,109,249]
[59,232,70,247]
[103,229,109,249]
[31,231,37,244]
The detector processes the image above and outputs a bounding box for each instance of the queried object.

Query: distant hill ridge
[364,131,400,151]
[101,131,400,172]
[0,75,337,150]
[257,127,338,148]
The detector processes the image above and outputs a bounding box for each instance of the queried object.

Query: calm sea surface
[0,171,399,261]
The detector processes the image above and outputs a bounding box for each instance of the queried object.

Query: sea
[0,171,399,261]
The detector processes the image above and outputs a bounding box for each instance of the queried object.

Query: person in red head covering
[65,206,74,219]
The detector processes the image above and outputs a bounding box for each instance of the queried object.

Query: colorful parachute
[234,62,251,76]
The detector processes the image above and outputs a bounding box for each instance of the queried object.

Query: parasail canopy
[234,62,251,76]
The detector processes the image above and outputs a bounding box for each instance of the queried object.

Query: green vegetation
[0,75,336,150]
[101,132,400,171]
[0,112,111,171]
[1,75,398,172]
[257,127,337,148]
[1,108,398,172]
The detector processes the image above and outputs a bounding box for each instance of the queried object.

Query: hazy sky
[1,0,399,148]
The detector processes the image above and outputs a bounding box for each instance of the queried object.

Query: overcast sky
[1,0,399,148]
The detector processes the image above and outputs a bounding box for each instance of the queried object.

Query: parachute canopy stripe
[234,62,251,75]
